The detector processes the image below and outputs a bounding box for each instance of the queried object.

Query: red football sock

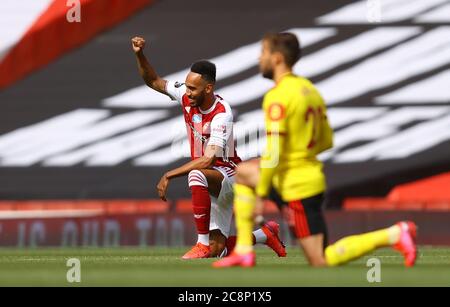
[190,185,211,235]
[188,170,211,236]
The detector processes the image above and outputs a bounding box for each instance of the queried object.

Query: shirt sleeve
[255,132,285,198]
[314,107,334,155]
[208,112,233,148]
[255,98,288,198]
[165,80,185,104]
[264,101,288,135]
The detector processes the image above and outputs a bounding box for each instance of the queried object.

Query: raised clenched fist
[131,36,146,53]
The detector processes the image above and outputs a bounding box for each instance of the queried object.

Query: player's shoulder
[264,84,283,101]
[264,77,295,105]
[280,75,319,99]
[282,74,313,90]
[264,75,316,109]
[213,95,233,117]
[265,74,297,94]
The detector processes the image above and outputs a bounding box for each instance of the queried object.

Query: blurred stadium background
[0,0,449,251]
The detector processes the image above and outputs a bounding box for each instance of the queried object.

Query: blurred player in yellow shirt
[213,32,417,268]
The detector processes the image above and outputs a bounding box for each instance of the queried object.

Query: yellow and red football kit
[232,74,412,267]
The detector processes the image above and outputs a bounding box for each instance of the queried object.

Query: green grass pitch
[0,246,449,286]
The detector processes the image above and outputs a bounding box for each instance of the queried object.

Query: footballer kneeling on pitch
[132,36,287,259]
[213,32,417,268]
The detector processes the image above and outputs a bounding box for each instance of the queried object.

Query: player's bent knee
[235,162,257,186]
[188,169,208,188]
[235,164,245,183]
[303,248,327,267]
[298,234,327,266]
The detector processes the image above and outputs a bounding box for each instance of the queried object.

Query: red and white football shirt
[165,80,241,172]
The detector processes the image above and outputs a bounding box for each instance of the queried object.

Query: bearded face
[259,40,275,80]
[185,72,211,107]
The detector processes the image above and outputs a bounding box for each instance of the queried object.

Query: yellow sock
[325,225,400,266]
[234,184,256,255]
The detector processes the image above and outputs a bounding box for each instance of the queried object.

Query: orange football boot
[181,242,211,260]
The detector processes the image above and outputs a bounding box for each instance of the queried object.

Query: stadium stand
[0,0,449,247]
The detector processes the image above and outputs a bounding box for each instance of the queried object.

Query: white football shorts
[209,166,235,238]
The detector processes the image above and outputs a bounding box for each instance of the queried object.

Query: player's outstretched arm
[131,36,170,97]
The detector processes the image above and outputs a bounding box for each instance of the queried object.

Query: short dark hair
[190,60,216,84]
[263,32,301,66]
